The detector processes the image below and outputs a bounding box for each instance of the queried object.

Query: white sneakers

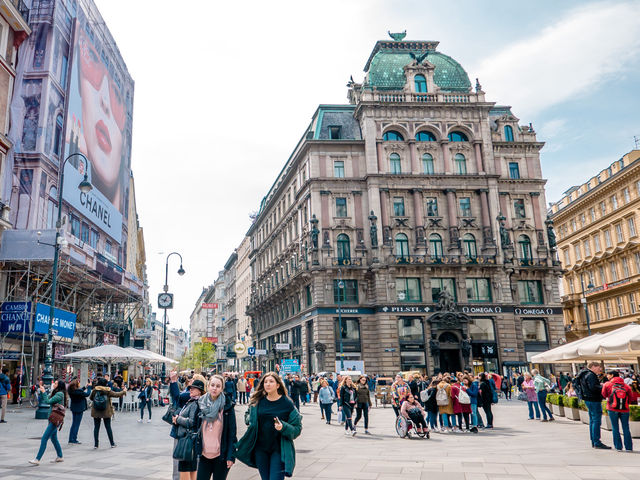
[28,459,39,465]
[51,458,64,463]
[137,419,143,423]
[147,419,151,423]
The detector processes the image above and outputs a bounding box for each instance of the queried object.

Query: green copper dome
[364,40,471,92]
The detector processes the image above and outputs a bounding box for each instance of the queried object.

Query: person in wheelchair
[400,394,429,435]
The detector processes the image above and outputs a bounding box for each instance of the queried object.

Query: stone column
[376,141,384,173]
[380,189,391,246]
[473,141,485,174]
[440,140,451,173]
[444,188,460,251]
[478,189,494,247]
[409,141,418,173]
[412,189,426,247]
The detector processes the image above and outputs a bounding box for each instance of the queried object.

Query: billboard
[34,303,77,339]
[63,3,134,245]
[0,302,31,334]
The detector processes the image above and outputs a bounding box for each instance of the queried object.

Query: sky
[94,0,640,332]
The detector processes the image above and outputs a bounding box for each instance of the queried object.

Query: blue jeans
[427,411,438,429]
[527,401,540,419]
[537,391,553,420]
[585,400,603,446]
[255,448,285,480]
[140,399,152,419]
[320,403,332,423]
[68,411,83,443]
[36,421,63,460]
[608,411,633,451]
[470,403,484,427]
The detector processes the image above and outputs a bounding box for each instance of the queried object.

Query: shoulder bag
[162,404,176,425]
[48,404,66,430]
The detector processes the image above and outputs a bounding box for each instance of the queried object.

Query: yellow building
[550,150,640,340]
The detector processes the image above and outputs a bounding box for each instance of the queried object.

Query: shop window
[518,280,543,304]
[466,278,492,302]
[468,318,495,341]
[431,278,456,302]
[334,318,361,350]
[414,74,427,93]
[398,318,424,342]
[383,130,404,141]
[333,279,358,303]
[396,277,421,302]
[400,351,427,370]
[522,319,548,342]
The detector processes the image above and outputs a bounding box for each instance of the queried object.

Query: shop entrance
[439,349,462,373]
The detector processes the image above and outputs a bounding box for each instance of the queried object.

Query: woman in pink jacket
[522,372,540,420]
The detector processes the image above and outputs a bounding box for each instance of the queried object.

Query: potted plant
[601,401,611,431]
[564,396,581,421]
[628,405,640,438]
[578,400,589,424]
[547,393,565,417]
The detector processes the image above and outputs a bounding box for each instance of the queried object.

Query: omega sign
[462,306,502,314]
[515,307,555,316]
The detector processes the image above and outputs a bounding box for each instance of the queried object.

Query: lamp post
[580,277,595,336]
[162,252,185,379]
[36,153,92,419]
[337,268,345,372]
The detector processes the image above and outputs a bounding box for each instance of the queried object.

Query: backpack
[93,390,108,411]
[436,386,449,406]
[573,370,587,400]
[419,389,429,403]
[457,389,471,405]
[608,383,629,410]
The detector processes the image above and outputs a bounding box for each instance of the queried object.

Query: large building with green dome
[245,34,564,376]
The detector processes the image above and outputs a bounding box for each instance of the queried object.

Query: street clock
[158,293,174,309]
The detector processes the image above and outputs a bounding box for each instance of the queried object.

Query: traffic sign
[247,346,256,356]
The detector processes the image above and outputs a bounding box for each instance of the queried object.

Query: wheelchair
[395,413,430,439]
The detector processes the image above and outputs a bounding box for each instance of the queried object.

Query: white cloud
[473,1,640,116]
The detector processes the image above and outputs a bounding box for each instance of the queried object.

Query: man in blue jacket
[0,368,11,423]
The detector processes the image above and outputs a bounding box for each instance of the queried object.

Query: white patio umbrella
[576,324,640,359]
[62,344,142,362]
[123,347,178,364]
[530,334,603,364]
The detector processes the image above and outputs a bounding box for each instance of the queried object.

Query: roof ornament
[409,51,429,64]
[475,78,482,93]
[388,30,406,41]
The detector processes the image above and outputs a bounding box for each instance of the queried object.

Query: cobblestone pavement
[0,400,638,479]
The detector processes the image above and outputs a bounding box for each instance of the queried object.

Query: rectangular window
[518,280,543,304]
[623,187,631,203]
[615,223,624,243]
[599,266,606,285]
[589,207,596,222]
[90,229,99,249]
[605,300,612,318]
[459,197,472,217]
[305,285,312,307]
[588,270,596,286]
[636,253,640,273]
[334,161,345,178]
[333,279,358,304]
[105,240,112,255]
[466,278,492,302]
[622,257,630,278]
[329,125,341,140]
[396,277,422,302]
[393,197,405,216]
[335,197,347,217]
[81,222,89,244]
[629,293,637,314]
[594,302,601,321]
[604,230,612,248]
[580,214,586,227]
[594,234,602,252]
[508,162,520,179]
[600,201,607,216]
[60,55,68,86]
[583,240,591,257]
[70,215,80,238]
[610,262,618,281]
[563,249,570,266]
[514,199,526,218]
[426,198,438,217]
[628,217,637,237]
[431,278,456,302]
[574,244,581,261]
[522,319,547,342]
[571,219,577,232]
[617,296,624,316]
[611,195,618,210]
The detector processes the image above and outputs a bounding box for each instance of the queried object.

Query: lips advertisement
[63,1,134,245]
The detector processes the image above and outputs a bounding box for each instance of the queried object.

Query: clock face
[158,293,173,308]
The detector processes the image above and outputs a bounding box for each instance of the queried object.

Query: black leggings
[197,455,229,480]
[483,404,493,427]
[354,402,369,429]
[457,412,470,430]
[93,417,114,447]
[342,403,355,431]
[408,410,427,429]
[238,391,246,404]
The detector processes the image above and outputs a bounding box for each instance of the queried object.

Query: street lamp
[580,276,595,336]
[337,268,345,372]
[162,252,185,379]
[36,153,91,419]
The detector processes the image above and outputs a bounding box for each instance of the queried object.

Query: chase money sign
[34,303,76,339]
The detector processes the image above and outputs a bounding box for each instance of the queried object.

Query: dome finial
[388,30,406,41]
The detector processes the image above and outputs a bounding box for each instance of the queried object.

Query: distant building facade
[550,150,640,340]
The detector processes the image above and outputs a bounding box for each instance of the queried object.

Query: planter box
[579,409,589,424]
[630,421,640,438]
[549,403,565,417]
[566,407,581,421]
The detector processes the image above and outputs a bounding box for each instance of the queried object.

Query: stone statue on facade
[497,213,511,247]
[310,215,319,249]
[545,216,557,250]
[437,287,455,312]
[429,338,440,356]
[368,210,378,248]
[461,338,472,358]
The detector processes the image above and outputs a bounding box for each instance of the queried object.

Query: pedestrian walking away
[353,375,372,434]
[138,378,154,422]
[236,372,302,480]
[196,374,237,480]
[90,377,127,449]
[173,379,206,479]
[29,380,68,465]
[67,377,90,444]
[478,373,494,429]
[601,370,634,452]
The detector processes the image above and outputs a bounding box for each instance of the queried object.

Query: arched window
[518,235,532,260]
[414,74,427,93]
[416,131,436,142]
[454,153,467,174]
[395,233,409,258]
[448,131,468,142]
[429,233,443,260]
[463,233,477,260]
[337,234,350,262]
[389,153,402,174]
[422,153,434,174]
[383,130,404,141]
[47,186,58,229]
[53,114,63,156]
[504,125,514,142]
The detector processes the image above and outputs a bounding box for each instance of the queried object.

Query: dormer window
[383,130,404,141]
[329,125,342,140]
[414,74,427,93]
[504,125,514,142]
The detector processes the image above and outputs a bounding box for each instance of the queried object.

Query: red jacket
[601,377,633,413]
[451,384,472,414]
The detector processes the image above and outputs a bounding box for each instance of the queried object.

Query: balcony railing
[12,0,29,23]
[518,257,547,267]
[393,255,428,265]
[463,255,497,265]
[331,257,363,267]
[390,254,498,266]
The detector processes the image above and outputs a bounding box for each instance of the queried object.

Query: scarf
[199,392,225,422]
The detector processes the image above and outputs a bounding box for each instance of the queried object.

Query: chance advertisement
[34,303,77,339]
[63,3,135,245]
[0,302,31,334]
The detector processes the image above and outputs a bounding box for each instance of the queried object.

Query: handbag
[172,427,200,461]
[48,404,66,430]
[162,404,176,425]
[517,391,527,402]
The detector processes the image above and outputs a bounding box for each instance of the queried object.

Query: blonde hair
[192,373,208,390]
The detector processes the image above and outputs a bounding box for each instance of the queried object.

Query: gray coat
[174,397,200,438]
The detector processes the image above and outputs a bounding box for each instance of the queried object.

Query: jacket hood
[95,386,111,392]
[609,376,625,385]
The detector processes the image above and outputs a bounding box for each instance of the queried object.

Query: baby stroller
[395,413,430,439]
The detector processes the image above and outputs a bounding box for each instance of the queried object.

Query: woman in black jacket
[197,374,236,480]
[424,380,439,431]
[138,378,154,423]
[478,373,494,428]
[353,376,372,434]
[173,379,205,480]
[67,378,90,444]
[339,376,357,436]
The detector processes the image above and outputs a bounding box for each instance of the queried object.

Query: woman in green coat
[29,380,68,465]
[236,372,302,479]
